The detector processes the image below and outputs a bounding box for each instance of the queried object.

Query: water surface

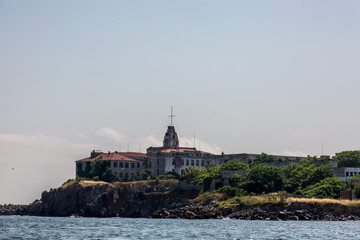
[1,216,359,239]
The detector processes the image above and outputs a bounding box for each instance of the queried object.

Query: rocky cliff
[19,179,199,217]
[2,180,360,220]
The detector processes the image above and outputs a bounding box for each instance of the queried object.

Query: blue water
[1,216,360,239]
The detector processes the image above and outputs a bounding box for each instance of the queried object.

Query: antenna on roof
[169,106,176,126]
[193,132,196,148]
[199,141,201,151]
[119,143,121,152]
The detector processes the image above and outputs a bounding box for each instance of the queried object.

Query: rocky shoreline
[1,180,360,221]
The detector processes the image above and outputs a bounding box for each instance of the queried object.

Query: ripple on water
[1,216,360,240]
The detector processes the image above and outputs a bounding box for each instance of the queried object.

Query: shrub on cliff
[240,164,284,194]
[156,173,177,180]
[301,177,345,199]
[76,157,117,182]
[221,160,249,171]
[284,163,334,193]
[180,165,221,185]
[333,151,360,167]
[217,186,247,199]
[354,184,360,199]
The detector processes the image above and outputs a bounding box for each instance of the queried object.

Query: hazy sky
[1,1,360,204]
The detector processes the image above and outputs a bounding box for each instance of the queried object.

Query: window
[149,162,152,168]
[131,163,135,168]
[201,160,205,166]
[157,159,160,165]
[181,169,185,175]
[196,160,199,166]
[125,173,129,179]
[186,159,189,166]
[114,162,118,168]
[181,159,184,165]
[191,160,194,166]
[346,172,349,176]
[120,162,123,168]
[137,162,140,168]
[125,163,129,168]
[119,172,123,178]
[131,173,135,179]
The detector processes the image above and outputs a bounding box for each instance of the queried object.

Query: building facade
[146,125,217,176]
[75,150,148,181]
[76,120,356,182]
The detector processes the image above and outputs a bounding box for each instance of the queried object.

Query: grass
[194,192,223,204]
[61,179,179,189]
[216,193,360,208]
[286,197,360,206]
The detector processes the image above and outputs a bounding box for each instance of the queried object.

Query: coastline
[1,180,360,221]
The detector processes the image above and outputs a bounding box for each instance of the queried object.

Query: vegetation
[221,160,249,171]
[180,159,346,199]
[355,184,360,199]
[284,163,334,193]
[139,170,152,180]
[240,164,284,194]
[74,150,360,200]
[300,177,345,199]
[333,151,360,167]
[180,165,221,185]
[76,157,117,182]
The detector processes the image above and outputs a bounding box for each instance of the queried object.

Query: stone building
[146,125,217,176]
[75,150,148,181]
[76,111,353,182]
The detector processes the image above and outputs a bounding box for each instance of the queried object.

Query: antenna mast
[169,106,176,126]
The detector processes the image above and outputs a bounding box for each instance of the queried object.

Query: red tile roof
[76,152,140,163]
[119,152,147,158]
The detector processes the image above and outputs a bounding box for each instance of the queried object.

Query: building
[334,167,360,182]
[76,110,354,182]
[146,125,217,176]
[75,150,148,181]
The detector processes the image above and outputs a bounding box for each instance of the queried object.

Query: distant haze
[1,1,360,204]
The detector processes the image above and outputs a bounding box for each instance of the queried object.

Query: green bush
[156,173,176,180]
[240,164,284,194]
[354,184,360,199]
[217,186,247,199]
[139,170,152,180]
[221,160,249,171]
[284,163,334,193]
[301,177,345,199]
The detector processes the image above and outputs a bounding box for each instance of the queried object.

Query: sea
[1,216,360,240]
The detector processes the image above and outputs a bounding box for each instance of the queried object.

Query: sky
[1,0,360,204]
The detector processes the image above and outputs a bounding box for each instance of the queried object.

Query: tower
[163,107,179,149]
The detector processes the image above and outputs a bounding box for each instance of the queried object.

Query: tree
[301,177,345,199]
[241,164,284,193]
[139,170,152,180]
[256,153,276,163]
[333,151,360,167]
[221,160,249,171]
[81,157,117,182]
[354,184,360,199]
[101,167,117,182]
[284,163,334,193]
